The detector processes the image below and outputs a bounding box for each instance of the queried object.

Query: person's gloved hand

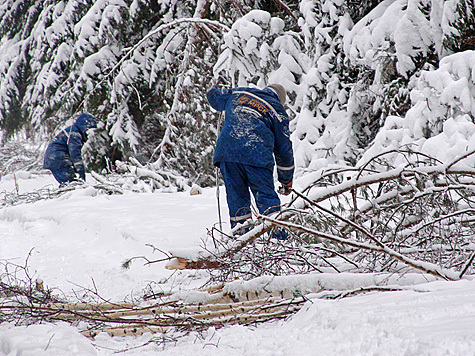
[278,181,293,196]
[74,172,86,182]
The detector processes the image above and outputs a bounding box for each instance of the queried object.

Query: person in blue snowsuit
[207,84,294,238]
[43,113,97,185]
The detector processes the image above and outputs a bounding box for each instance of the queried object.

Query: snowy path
[0,173,223,299]
[0,172,474,355]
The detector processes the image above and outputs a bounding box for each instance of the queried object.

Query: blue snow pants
[219,161,287,239]
[50,165,76,185]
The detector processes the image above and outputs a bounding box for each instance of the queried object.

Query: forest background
[1,0,473,189]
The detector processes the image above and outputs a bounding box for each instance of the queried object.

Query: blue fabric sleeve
[67,132,86,180]
[273,111,294,184]
[206,88,234,111]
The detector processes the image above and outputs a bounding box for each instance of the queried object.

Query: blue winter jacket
[207,87,294,184]
[43,113,97,180]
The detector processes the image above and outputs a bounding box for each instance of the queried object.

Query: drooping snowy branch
[173,149,474,281]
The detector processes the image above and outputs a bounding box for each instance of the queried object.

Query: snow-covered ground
[0,172,474,355]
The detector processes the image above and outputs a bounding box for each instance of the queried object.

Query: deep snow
[0,172,474,355]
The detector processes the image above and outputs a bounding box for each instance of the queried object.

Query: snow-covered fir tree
[356,0,475,169]
[0,0,227,185]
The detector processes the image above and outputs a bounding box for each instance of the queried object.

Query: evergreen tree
[0,0,45,139]
[343,0,439,156]
[441,0,475,53]
[0,0,228,185]
[291,0,355,172]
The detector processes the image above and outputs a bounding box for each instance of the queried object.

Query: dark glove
[74,163,86,182]
[74,171,86,182]
[278,181,293,196]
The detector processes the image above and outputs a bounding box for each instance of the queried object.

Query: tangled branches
[0,257,64,325]
[0,178,125,208]
[0,157,189,208]
[187,149,475,282]
[114,158,190,192]
[1,255,305,341]
[0,140,194,209]
[0,141,43,175]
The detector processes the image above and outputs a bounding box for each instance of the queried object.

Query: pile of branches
[192,149,475,282]
[0,140,194,209]
[0,157,191,208]
[113,157,192,192]
[0,258,304,343]
[0,141,43,175]
[29,295,304,339]
[0,258,64,325]
[0,177,125,208]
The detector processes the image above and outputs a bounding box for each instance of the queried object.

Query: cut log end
[165,257,189,270]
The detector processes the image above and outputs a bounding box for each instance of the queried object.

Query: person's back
[44,126,75,170]
[208,86,292,173]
